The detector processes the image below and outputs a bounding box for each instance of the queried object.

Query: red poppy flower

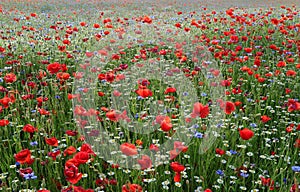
[239,128,254,140]
[290,184,299,192]
[170,162,185,172]
[160,116,173,132]
[14,149,32,164]
[4,73,17,83]
[174,141,188,153]
[175,23,181,28]
[215,148,225,155]
[64,164,82,184]
[23,124,38,133]
[38,109,50,115]
[164,87,176,94]
[135,86,153,98]
[19,167,33,178]
[74,105,88,116]
[0,96,12,108]
[80,21,86,26]
[191,102,209,118]
[45,137,59,146]
[287,58,294,63]
[48,150,61,160]
[62,39,71,45]
[0,119,9,126]
[149,144,159,152]
[224,101,235,114]
[0,46,5,53]
[137,155,152,170]
[174,172,181,182]
[220,80,231,87]
[64,146,77,156]
[277,61,286,67]
[170,149,179,160]
[112,90,121,97]
[288,99,300,112]
[260,176,273,186]
[98,91,105,97]
[105,72,115,82]
[286,70,296,77]
[115,73,125,81]
[155,115,166,124]
[65,130,78,136]
[120,143,138,156]
[258,77,265,83]
[93,23,100,28]
[122,183,143,192]
[244,47,252,53]
[106,110,130,122]
[294,139,300,148]
[73,151,90,165]
[65,158,80,168]
[56,72,70,80]
[80,143,96,156]
[96,178,109,188]
[106,110,118,122]
[261,115,271,123]
[47,62,62,74]
[269,44,279,50]
[142,16,152,24]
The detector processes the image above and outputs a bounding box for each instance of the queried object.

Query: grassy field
[0,0,299,191]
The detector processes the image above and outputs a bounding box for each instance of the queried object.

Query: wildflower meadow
[0,0,299,191]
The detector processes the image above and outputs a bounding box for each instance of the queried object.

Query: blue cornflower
[137,96,144,100]
[24,172,37,180]
[194,132,203,139]
[201,92,207,97]
[216,169,224,176]
[240,171,249,178]
[134,114,139,119]
[292,166,300,172]
[217,123,223,128]
[193,124,199,129]
[283,178,287,183]
[183,92,188,96]
[229,150,237,155]
[207,74,214,79]
[15,162,20,169]
[30,141,38,146]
